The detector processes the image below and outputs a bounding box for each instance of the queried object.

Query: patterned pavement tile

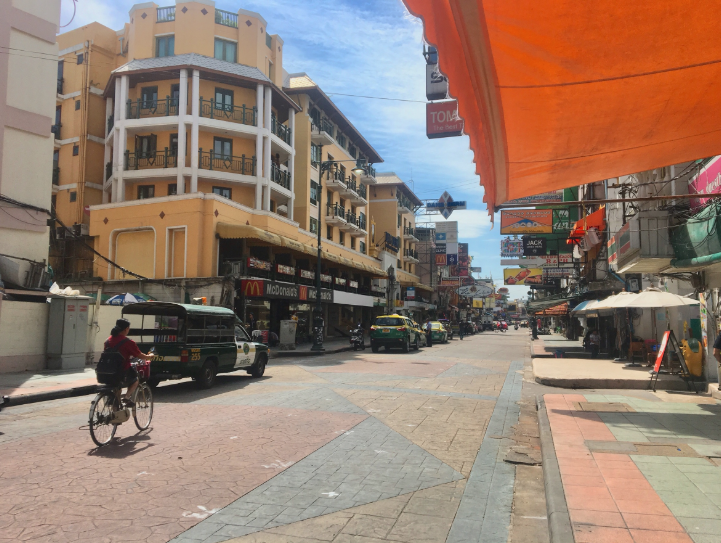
[308,358,456,378]
[171,418,463,543]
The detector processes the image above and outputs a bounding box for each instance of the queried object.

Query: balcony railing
[327,203,346,221]
[312,117,334,137]
[200,98,257,126]
[52,167,60,186]
[364,164,376,178]
[51,123,61,139]
[198,150,256,176]
[107,114,114,135]
[57,78,63,95]
[216,8,238,28]
[398,194,413,211]
[346,211,357,226]
[405,249,419,260]
[105,162,112,181]
[270,115,291,145]
[156,6,175,22]
[270,163,291,190]
[404,226,415,238]
[357,183,367,200]
[358,215,367,231]
[126,97,179,119]
[125,149,177,170]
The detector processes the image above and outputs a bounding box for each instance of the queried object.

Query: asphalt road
[0,328,547,543]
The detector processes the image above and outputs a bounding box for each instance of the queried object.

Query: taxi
[429,321,449,343]
[370,314,423,353]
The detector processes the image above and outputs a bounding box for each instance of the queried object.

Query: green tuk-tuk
[122,302,269,389]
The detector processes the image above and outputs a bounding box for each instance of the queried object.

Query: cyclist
[104,318,154,406]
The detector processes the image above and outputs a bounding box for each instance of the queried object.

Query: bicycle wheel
[89,391,117,447]
[133,383,154,431]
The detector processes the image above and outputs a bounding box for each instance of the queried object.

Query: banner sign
[426,62,449,101]
[500,209,553,234]
[689,156,721,209]
[447,254,458,266]
[470,266,482,272]
[506,190,564,206]
[543,267,570,278]
[426,192,467,219]
[439,278,459,286]
[435,254,447,265]
[504,268,543,285]
[458,242,468,255]
[456,284,494,298]
[552,208,572,232]
[247,257,272,271]
[501,237,524,257]
[523,236,546,256]
[406,286,416,300]
[299,269,315,280]
[427,100,464,139]
[435,244,447,254]
[276,264,295,275]
[435,221,458,243]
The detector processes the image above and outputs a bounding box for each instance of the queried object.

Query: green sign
[552,208,571,232]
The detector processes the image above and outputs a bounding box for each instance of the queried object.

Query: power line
[325,92,426,104]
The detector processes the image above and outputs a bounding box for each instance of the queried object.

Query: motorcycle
[350,326,366,351]
[514,324,519,330]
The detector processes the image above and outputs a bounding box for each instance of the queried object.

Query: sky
[60,0,526,301]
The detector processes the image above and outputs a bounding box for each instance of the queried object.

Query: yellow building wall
[114,230,155,279]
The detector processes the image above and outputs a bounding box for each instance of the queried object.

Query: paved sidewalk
[543,392,721,543]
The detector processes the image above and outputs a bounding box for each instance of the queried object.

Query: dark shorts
[121,367,138,387]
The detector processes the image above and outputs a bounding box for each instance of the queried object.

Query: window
[135,134,157,158]
[72,145,79,156]
[74,100,80,111]
[156,35,175,57]
[214,88,233,111]
[270,200,276,213]
[327,225,332,241]
[326,190,332,204]
[171,83,180,110]
[310,181,318,205]
[339,197,345,209]
[213,137,232,159]
[141,86,158,108]
[57,60,64,80]
[266,33,272,49]
[311,143,320,165]
[55,105,61,125]
[212,186,231,199]
[76,53,84,64]
[137,185,155,199]
[339,231,345,245]
[69,191,77,202]
[170,132,187,157]
[310,216,318,234]
[350,237,356,250]
[360,241,366,254]
[398,213,402,227]
[168,184,177,196]
[214,38,237,63]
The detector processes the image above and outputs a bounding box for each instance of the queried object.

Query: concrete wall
[0,301,50,373]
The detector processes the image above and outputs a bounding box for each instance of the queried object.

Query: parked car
[438,319,455,340]
[370,314,423,352]
[429,321,449,344]
[413,322,428,346]
[122,302,269,389]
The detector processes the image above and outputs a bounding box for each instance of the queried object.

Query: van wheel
[250,354,267,378]
[197,360,217,389]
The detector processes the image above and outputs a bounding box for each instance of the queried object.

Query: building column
[190,69,200,193]
[255,83,264,210]
[116,75,129,202]
[103,96,114,204]
[263,86,272,211]
[176,69,188,194]
[288,107,296,221]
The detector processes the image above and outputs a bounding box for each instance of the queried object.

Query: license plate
[382,329,390,333]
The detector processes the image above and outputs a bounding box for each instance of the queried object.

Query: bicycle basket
[134,360,151,380]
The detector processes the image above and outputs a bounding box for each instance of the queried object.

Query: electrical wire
[60,0,79,28]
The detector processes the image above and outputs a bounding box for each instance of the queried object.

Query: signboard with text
[426,100,464,139]
[501,237,524,257]
[523,237,546,256]
[503,268,543,285]
[506,190,564,206]
[500,209,553,234]
[689,156,721,209]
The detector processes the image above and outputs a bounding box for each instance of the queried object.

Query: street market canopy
[402,0,721,212]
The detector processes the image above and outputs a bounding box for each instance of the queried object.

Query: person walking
[425,319,433,347]
[247,312,256,332]
[589,329,601,359]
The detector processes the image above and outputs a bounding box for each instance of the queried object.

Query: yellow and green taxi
[370,314,423,353]
[122,302,269,389]
[429,321,449,343]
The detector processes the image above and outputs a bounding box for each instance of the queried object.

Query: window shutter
[150,134,158,153]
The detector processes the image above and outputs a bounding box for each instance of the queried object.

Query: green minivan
[122,302,269,389]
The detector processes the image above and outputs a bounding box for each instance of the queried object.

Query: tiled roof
[286,73,315,88]
[113,53,270,83]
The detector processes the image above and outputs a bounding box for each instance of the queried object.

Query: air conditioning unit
[72,223,89,237]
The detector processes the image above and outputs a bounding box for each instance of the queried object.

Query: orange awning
[403,1,721,212]
[568,207,606,240]
[540,303,569,316]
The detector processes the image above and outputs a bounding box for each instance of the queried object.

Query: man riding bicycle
[104,319,154,406]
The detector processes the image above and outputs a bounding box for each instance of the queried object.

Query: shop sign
[320,273,332,283]
[426,61,448,101]
[458,243,468,256]
[435,221,458,243]
[447,254,458,266]
[470,266,482,272]
[435,254,447,265]
[498,287,509,294]
[439,278,459,287]
[501,237,523,257]
[435,244,446,254]
[689,156,721,208]
[335,277,347,286]
[264,281,299,299]
[426,192,467,219]
[303,286,333,303]
[523,236,546,256]
[406,287,416,300]
[299,269,315,280]
[456,284,493,298]
[459,268,469,277]
[500,210,553,235]
[349,280,359,289]
[506,190,564,206]
[503,268,543,285]
[426,100,464,139]
[552,208,572,232]
[276,264,295,275]
[241,279,264,297]
[371,285,385,294]
[543,268,570,278]
[247,257,272,271]
[462,277,475,285]
[373,297,387,307]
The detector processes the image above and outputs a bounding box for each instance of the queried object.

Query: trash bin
[555,349,564,358]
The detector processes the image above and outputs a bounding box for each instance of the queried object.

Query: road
[0,328,548,543]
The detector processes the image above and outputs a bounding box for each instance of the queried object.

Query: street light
[311,144,371,352]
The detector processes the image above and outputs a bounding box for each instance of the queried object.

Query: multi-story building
[0,0,60,290]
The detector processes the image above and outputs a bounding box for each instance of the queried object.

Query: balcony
[382,232,400,254]
[403,226,418,241]
[340,211,357,232]
[56,78,63,95]
[107,114,114,135]
[156,6,175,22]
[216,8,238,28]
[350,215,367,237]
[325,168,346,191]
[270,163,291,191]
[200,98,256,126]
[125,149,177,171]
[126,98,179,119]
[105,162,112,181]
[397,194,413,213]
[311,118,334,145]
[51,123,61,139]
[270,115,291,145]
[52,166,60,186]
[360,163,377,185]
[198,150,256,176]
[342,178,368,205]
[326,203,346,225]
[404,249,420,263]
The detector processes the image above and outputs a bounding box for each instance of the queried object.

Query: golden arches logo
[243,280,263,297]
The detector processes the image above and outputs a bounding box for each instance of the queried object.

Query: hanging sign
[504,268,543,285]
[500,209,553,234]
[426,63,449,101]
[523,236,546,256]
[426,100,464,139]
[501,238,523,257]
[456,284,494,298]
[689,156,721,209]
[506,190,564,206]
[435,254,447,265]
[426,192,467,219]
[552,208,572,232]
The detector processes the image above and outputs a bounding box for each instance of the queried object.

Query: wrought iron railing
[52,167,60,186]
[404,226,415,238]
[397,194,413,211]
[199,98,256,125]
[57,78,63,95]
[125,149,177,170]
[215,8,238,28]
[270,115,291,144]
[358,214,367,231]
[156,6,175,22]
[105,162,112,181]
[346,211,357,226]
[405,249,419,260]
[327,203,346,221]
[107,114,114,134]
[357,183,367,200]
[51,123,61,139]
[270,163,291,190]
[198,150,256,175]
[326,167,346,185]
[363,163,376,178]
[126,97,179,119]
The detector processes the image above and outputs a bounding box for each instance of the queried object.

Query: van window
[153,315,181,343]
[235,325,251,342]
[187,316,205,344]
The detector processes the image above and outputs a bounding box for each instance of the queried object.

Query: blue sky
[61,0,526,300]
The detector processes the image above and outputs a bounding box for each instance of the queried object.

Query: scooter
[514,324,519,330]
[350,326,366,351]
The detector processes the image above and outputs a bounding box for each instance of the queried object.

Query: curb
[537,396,574,543]
[6,385,99,407]
[272,345,354,358]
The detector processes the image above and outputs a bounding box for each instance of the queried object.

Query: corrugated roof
[113,53,271,82]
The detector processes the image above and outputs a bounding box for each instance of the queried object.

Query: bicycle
[88,356,154,447]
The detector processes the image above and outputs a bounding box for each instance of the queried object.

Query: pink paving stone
[570,509,626,528]
[312,357,457,377]
[628,530,694,543]
[0,404,366,543]
[573,525,634,543]
[616,500,673,516]
[622,513,686,532]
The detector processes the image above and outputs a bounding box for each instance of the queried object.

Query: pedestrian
[589,329,601,359]
[425,319,433,347]
[247,312,256,332]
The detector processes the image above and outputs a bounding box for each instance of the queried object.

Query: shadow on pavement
[88,430,154,457]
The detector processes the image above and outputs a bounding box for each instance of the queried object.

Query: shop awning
[568,207,606,241]
[281,237,316,256]
[527,294,577,313]
[539,303,568,316]
[402,0,721,212]
[217,223,282,245]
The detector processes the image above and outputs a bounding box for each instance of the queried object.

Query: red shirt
[104,335,142,370]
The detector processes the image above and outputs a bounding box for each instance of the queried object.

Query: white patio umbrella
[622,288,698,308]
[596,291,640,309]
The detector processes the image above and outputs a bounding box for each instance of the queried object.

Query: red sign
[426,100,464,139]
[247,257,271,271]
[654,331,671,373]
[299,285,308,300]
[435,254,447,265]
[242,279,264,297]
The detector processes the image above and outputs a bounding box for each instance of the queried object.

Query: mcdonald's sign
[298,285,308,300]
[242,280,264,297]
